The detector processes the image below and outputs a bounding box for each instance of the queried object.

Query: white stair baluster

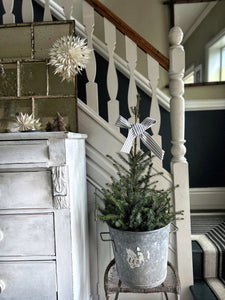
[125,37,138,124]
[46,60,49,96]
[169,27,186,164]
[147,54,162,163]
[83,1,98,114]
[2,0,15,24]
[63,0,73,20]
[22,0,33,22]
[169,26,193,300]
[17,61,21,97]
[104,18,119,127]
[43,0,52,21]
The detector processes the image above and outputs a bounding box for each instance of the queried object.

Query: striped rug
[206,222,225,285]
[193,222,225,300]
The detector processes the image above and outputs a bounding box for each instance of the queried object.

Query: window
[206,29,225,82]
[221,46,225,81]
[184,65,194,84]
[184,71,194,84]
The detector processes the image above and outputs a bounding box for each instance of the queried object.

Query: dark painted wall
[78,52,225,188]
[0,0,46,23]
[185,110,225,187]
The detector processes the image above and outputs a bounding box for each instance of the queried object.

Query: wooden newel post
[169,26,193,300]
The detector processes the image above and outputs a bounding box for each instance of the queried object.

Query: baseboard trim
[185,99,225,111]
[190,187,225,211]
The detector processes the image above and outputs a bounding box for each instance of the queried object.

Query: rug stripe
[206,222,225,284]
[193,235,218,278]
[206,278,225,300]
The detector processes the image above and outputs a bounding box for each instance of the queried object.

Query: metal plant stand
[104,259,181,300]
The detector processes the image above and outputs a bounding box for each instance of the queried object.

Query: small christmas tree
[45,113,67,132]
[45,121,53,132]
[97,96,183,231]
[52,112,67,131]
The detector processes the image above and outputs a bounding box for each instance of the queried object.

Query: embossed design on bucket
[108,223,171,289]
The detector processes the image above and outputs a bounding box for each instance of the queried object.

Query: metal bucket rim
[109,222,170,235]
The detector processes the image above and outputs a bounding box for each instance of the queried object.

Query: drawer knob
[0,280,5,293]
[0,230,3,241]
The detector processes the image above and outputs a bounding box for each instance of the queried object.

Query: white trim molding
[34,0,65,20]
[185,99,225,111]
[190,187,225,211]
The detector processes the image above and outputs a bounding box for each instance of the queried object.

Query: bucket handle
[170,222,179,233]
[100,232,113,242]
[100,232,118,252]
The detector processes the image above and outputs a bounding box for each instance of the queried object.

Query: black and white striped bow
[115,115,164,160]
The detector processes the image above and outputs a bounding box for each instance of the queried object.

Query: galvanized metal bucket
[101,223,177,289]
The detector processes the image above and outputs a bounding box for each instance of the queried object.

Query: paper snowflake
[16,112,35,131]
[49,35,91,82]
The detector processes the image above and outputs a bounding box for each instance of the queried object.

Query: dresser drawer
[0,140,49,164]
[0,261,57,300]
[0,214,55,256]
[0,171,53,209]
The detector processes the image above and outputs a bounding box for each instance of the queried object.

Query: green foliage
[96,150,183,231]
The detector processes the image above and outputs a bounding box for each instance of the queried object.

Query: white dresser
[0,132,90,300]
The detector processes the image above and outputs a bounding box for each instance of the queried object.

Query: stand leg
[114,280,121,300]
[164,292,169,300]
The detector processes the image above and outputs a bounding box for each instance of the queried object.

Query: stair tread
[190,281,218,300]
[192,241,204,281]
[192,240,203,253]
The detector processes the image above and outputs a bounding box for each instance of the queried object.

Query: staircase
[191,222,225,300]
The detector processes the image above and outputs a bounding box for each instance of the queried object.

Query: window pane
[208,48,220,82]
[221,47,225,81]
[0,63,17,97]
[0,99,32,133]
[35,97,77,132]
[21,62,47,96]
[184,71,194,84]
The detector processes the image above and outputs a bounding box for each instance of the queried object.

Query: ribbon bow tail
[115,115,131,129]
[141,132,165,160]
[121,128,136,153]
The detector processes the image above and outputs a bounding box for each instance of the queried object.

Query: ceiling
[174,2,217,41]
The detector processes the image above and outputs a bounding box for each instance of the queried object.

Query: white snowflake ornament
[49,35,91,82]
[16,112,35,131]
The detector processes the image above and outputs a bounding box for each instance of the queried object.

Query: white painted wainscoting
[190,187,225,211]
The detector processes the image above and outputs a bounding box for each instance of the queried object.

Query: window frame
[205,28,225,82]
